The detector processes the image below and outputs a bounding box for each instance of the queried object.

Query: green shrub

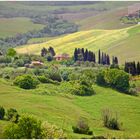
[128,88,138,96]
[4,114,42,139]
[4,123,20,139]
[72,117,93,135]
[6,108,19,123]
[48,70,62,82]
[102,108,121,130]
[96,69,130,93]
[37,75,60,85]
[14,59,24,67]
[0,56,12,63]
[41,121,66,139]
[61,70,71,81]
[6,48,16,57]
[14,75,39,89]
[104,69,130,92]
[46,55,53,62]
[72,80,95,96]
[96,71,106,86]
[37,75,50,83]
[0,106,5,120]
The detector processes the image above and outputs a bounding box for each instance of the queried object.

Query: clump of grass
[101,108,122,130]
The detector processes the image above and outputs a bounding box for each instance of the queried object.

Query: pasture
[0,17,45,38]
[0,78,140,138]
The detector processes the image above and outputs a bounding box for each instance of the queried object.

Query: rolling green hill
[76,8,133,30]
[0,17,45,38]
[0,78,140,138]
[16,25,140,63]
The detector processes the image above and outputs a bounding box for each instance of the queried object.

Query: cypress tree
[41,47,47,57]
[124,62,129,73]
[87,51,91,61]
[74,48,78,61]
[90,52,94,62]
[137,62,140,75]
[48,46,55,56]
[104,53,107,65]
[114,57,118,64]
[107,55,110,65]
[81,48,85,58]
[84,49,88,61]
[102,52,105,65]
[93,53,96,63]
[98,50,101,64]
[133,61,136,75]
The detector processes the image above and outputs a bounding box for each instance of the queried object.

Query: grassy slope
[0,17,45,38]
[16,25,140,63]
[0,78,140,138]
[77,8,133,30]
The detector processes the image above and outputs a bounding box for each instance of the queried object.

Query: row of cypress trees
[74,48,119,65]
[124,61,140,75]
[74,48,96,62]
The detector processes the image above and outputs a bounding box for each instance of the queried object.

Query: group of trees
[98,50,118,65]
[0,16,78,52]
[74,48,119,66]
[74,48,96,62]
[41,47,55,57]
[98,50,110,65]
[3,112,66,139]
[41,47,55,61]
[32,16,78,36]
[124,61,140,76]
[96,69,130,93]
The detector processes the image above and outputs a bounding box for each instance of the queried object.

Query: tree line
[0,16,78,52]
[74,48,96,62]
[74,48,119,65]
[124,61,140,76]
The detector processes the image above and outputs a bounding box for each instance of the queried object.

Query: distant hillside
[16,25,140,64]
[0,17,45,38]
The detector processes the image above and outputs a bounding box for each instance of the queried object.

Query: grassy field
[0,17,45,38]
[16,25,140,64]
[76,8,133,30]
[0,78,140,138]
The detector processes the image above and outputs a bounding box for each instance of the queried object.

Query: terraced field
[16,25,140,63]
[0,17,45,38]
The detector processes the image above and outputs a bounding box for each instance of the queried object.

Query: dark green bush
[96,69,130,93]
[6,108,19,123]
[96,71,106,86]
[14,59,24,67]
[104,69,130,92]
[72,117,93,135]
[0,106,5,120]
[46,55,53,62]
[14,75,39,89]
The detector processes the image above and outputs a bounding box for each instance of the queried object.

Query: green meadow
[0,17,45,38]
[0,78,140,138]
